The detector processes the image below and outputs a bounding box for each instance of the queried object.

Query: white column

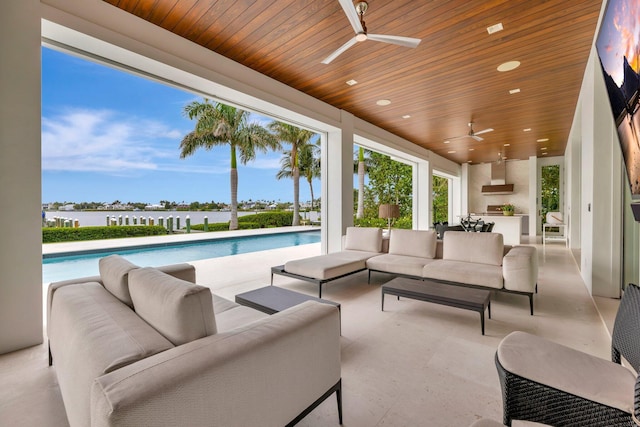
[322,110,354,253]
[459,163,469,220]
[528,156,537,237]
[0,0,43,353]
[414,160,431,229]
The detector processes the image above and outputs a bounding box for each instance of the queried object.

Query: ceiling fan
[446,122,494,142]
[321,0,422,64]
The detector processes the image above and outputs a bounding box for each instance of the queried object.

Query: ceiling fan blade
[474,128,494,135]
[321,36,358,64]
[444,135,468,141]
[471,135,484,141]
[367,34,421,48]
[338,0,364,34]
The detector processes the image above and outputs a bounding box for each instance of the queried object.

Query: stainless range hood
[481,162,514,194]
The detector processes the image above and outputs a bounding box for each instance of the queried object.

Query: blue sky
[41,47,320,205]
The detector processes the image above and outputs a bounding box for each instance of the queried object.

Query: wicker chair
[495,283,640,427]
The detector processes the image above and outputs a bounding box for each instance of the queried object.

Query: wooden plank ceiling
[102,0,602,165]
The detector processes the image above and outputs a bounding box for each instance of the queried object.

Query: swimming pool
[42,230,320,283]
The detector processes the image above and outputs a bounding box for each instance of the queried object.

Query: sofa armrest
[156,263,196,283]
[503,245,538,293]
[90,301,341,427]
[47,276,103,336]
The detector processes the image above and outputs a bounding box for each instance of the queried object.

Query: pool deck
[42,225,320,256]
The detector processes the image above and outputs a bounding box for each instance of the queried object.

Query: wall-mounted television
[595,0,640,198]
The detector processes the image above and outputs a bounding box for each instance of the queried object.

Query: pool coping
[42,226,320,257]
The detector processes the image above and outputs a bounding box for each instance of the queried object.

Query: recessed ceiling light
[447,150,456,154]
[523,128,532,132]
[467,160,473,163]
[443,140,450,144]
[541,147,547,150]
[509,88,521,94]
[469,148,475,151]
[542,152,548,155]
[487,23,504,34]
[346,79,358,86]
[402,114,411,119]
[497,61,521,72]
[537,138,549,142]
[376,99,391,106]
[504,143,510,146]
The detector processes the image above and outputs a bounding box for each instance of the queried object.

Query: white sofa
[47,255,342,427]
[276,227,537,314]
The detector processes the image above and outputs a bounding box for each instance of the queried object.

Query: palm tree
[276,139,321,211]
[269,122,315,226]
[299,139,321,210]
[353,146,372,219]
[180,100,279,230]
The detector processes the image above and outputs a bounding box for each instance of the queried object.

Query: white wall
[566,104,582,250]
[467,160,530,215]
[568,46,623,297]
[0,1,44,354]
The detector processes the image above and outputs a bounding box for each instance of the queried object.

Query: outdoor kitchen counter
[462,214,524,245]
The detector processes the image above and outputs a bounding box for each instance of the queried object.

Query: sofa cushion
[99,254,139,306]
[344,226,383,252]
[48,282,173,427]
[285,251,372,280]
[129,267,217,345]
[422,259,504,289]
[367,253,436,277]
[389,229,437,259]
[216,305,270,333]
[442,231,504,266]
[212,294,269,332]
[497,331,636,413]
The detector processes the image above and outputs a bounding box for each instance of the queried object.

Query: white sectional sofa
[47,255,342,427]
[276,227,538,314]
[367,229,538,314]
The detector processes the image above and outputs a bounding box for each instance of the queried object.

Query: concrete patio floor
[0,235,618,426]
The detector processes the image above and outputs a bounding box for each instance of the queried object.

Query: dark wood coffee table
[235,286,341,330]
[381,277,491,335]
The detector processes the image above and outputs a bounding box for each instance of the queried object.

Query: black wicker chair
[495,283,640,427]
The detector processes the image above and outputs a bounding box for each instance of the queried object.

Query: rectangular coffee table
[381,277,491,335]
[235,286,341,330]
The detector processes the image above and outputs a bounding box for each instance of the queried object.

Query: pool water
[43,230,320,283]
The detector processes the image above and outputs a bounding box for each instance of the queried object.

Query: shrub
[190,222,262,232]
[43,226,167,243]
[238,211,294,227]
[354,216,412,229]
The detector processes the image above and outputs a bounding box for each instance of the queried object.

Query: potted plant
[501,203,515,216]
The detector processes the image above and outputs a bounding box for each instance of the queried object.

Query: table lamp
[379,204,400,233]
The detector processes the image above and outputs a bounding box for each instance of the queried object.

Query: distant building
[144,204,164,210]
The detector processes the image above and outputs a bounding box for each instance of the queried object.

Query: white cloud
[42,108,185,174]
[248,156,283,170]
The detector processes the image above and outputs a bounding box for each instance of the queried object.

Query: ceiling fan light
[355,33,368,42]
